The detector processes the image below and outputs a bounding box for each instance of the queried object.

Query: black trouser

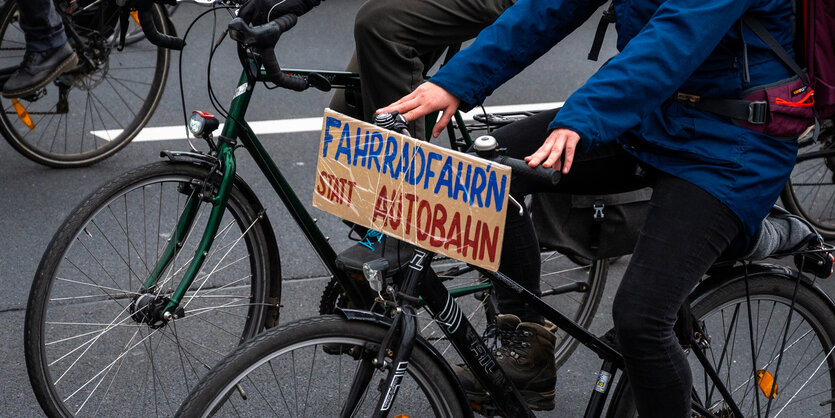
[18,0,66,51]
[329,0,516,139]
[491,109,741,418]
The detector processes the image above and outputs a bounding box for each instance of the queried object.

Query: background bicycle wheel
[2,1,831,417]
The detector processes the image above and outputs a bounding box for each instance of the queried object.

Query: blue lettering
[322,117,342,157]
[423,152,443,190]
[485,168,507,212]
[407,147,426,186]
[334,123,352,164]
[434,157,454,198]
[366,132,384,172]
[469,166,487,207]
[352,128,370,166]
[382,136,399,179]
[452,162,472,203]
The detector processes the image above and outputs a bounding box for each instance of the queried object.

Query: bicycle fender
[159,152,283,328]
[337,308,474,418]
[693,262,835,313]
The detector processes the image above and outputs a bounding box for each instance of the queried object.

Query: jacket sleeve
[551,0,757,150]
[429,0,607,110]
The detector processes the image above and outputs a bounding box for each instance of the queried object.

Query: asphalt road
[1,2,831,417]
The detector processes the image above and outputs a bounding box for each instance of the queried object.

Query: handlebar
[227,15,311,91]
[472,135,561,188]
[137,7,185,50]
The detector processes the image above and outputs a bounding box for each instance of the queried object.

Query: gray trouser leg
[329,0,516,139]
[18,0,67,52]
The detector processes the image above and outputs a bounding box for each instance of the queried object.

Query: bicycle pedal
[20,88,47,102]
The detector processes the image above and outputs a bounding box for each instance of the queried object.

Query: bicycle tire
[319,253,609,370]
[25,161,279,417]
[781,127,835,239]
[608,274,835,417]
[0,1,170,168]
[175,315,468,417]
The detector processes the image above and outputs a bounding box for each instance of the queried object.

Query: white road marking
[90,102,565,142]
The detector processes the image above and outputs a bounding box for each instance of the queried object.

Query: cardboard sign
[313,109,511,271]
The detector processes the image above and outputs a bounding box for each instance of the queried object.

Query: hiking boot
[3,43,77,99]
[454,314,558,411]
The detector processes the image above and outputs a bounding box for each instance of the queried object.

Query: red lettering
[316,171,327,196]
[462,215,481,258]
[445,211,462,252]
[345,181,357,206]
[372,185,389,224]
[404,193,417,236]
[479,223,499,262]
[429,203,447,247]
[416,199,431,242]
[387,188,402,231]
[337,178,348,204]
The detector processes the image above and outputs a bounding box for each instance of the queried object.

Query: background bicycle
[0,0,177,167]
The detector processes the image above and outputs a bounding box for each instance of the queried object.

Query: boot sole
[2,52,79,99]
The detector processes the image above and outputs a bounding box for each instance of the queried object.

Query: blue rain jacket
[430,0,798,246]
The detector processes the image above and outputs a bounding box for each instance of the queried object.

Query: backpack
[589,1,835,138]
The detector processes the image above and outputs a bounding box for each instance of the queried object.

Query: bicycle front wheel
[26,161,280,417]
[609,274,835,417]
[0,1,170,167]
[176,315,467,417]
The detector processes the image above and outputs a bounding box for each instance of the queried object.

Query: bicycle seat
[335,237,416,278]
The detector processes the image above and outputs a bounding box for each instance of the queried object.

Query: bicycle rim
[0,1,169,167]
[690,277,835,417]
[26,162,274,417]
[176,316,464,417]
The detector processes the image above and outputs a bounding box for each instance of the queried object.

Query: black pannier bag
[530,188,653,261]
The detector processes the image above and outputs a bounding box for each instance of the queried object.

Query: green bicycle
[24,5,607,417]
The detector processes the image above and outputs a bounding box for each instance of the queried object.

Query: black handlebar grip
[138,8,185,50]
[260,48,308,91]
[495,155,561,187]
[273,14,298,33]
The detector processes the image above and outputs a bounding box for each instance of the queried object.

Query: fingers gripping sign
[524,128,581,174]
[377,82,461,138]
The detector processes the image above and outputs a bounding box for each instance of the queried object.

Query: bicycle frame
[359,244,755,418]
[138,58,487,320]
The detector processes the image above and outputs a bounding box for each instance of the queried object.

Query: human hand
[238,0,318,25]
[524,128,581,174]
[377,82,460,138]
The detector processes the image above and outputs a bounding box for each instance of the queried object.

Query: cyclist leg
[490,108,650,324]
[3,0,77,98]
[454,108,648,409]
[611,174,741,418]
[329,0,516,139]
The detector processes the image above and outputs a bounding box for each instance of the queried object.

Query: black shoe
[454,314,558,412]
[2,43,78,99]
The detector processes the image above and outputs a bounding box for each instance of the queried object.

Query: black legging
[490,108,742,418]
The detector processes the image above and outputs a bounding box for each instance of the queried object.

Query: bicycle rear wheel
[320,251,608,370]
[25,161,280,417]
[0,1,170,167]
[781,126,835,238]
[175,315,467,417]
[609,274,835,417]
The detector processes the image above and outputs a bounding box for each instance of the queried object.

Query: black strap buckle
[747,101,768,124]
